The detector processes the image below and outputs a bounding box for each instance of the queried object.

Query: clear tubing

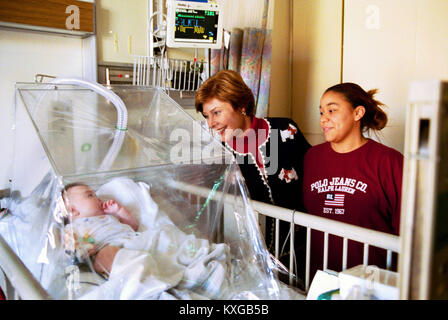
[48,77,128,171]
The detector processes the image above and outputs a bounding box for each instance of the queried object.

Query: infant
[62,181,232,299]
[63,183,139,275]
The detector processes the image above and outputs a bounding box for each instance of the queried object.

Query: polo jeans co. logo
[310,177,369,215]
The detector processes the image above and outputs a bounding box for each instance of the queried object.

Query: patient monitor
[166,0,223,49]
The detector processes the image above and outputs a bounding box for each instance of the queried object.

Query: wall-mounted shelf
[0,0,95,38]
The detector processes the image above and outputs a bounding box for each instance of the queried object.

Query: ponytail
[364,89,388,131]
[325,83,388,132]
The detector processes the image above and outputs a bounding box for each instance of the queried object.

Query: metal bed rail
[132,55,208,91]
[0,181,400,299]
[0,234,51,300]
[169,181,401,293]
[251,200,400,292]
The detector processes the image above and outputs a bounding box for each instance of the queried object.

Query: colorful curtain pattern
[240,28,264,112]
[209,27,272,118]
[210,48,222,76]
[255,29,272,118]
[228,28,244,73]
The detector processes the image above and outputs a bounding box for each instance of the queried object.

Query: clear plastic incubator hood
[1,79,297,300]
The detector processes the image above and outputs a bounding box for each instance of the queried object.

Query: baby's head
[63,183,104,221]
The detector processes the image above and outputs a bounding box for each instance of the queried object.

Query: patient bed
[0,175,400,300]
[0,80,302,300]
[0,79,401,300]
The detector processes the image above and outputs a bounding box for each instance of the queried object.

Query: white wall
[343,0,418,152]
[292,0,343,146]
[96,0,148,63]
[343,0,448,153]
[268,0,292,118]
[220,0,273,30]
[96,0,273,64]
[0,29,85,190]
[291,0,448,152]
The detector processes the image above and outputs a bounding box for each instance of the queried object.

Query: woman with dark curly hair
[303,82,403,280]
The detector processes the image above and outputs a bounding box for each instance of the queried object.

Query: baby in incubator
[62,181,232,299]
[63,183,139,275]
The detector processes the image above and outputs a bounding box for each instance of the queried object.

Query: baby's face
[66,185,104,219]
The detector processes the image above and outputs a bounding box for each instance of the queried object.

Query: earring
[241,110,247,116]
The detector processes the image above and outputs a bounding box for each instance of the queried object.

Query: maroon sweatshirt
[302,139,403,279]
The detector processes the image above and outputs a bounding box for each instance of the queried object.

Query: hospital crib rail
[132,55,208,91]
[0,235,52,300]
[0,183,400,300]
[251,200,400,292]
[172,181,401,294]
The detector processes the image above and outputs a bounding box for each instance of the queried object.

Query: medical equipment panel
[166,0,223,49]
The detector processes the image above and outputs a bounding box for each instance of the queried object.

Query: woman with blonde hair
[196,70,311,285]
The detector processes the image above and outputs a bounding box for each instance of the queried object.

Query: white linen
[96,177,164,232]
[79,177,231,300]
[80,223,230,300]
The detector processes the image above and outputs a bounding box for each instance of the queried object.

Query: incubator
[0,80,298,299]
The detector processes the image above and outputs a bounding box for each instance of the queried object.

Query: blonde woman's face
[319,91,362,144]
[202,97,248,142]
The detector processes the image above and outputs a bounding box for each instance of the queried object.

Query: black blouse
[228,117,311,212]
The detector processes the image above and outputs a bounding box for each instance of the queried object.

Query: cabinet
[96,0,148,64]
[0,0,94,37]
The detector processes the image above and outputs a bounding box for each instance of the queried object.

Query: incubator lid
[6,80,296,300]
[14,83,232,177]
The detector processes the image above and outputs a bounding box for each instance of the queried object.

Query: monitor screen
[167,1,223,49]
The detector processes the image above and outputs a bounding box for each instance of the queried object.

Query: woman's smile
[202,97,251,142]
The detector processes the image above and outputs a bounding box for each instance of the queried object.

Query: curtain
[210,27,272,118]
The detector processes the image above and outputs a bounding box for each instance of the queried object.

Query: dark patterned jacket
[226,117,311,252]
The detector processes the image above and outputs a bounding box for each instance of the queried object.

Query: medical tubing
[49,78,128,171]
[185,174,225,230]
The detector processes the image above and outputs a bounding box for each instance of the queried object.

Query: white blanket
[79,177,231,300]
